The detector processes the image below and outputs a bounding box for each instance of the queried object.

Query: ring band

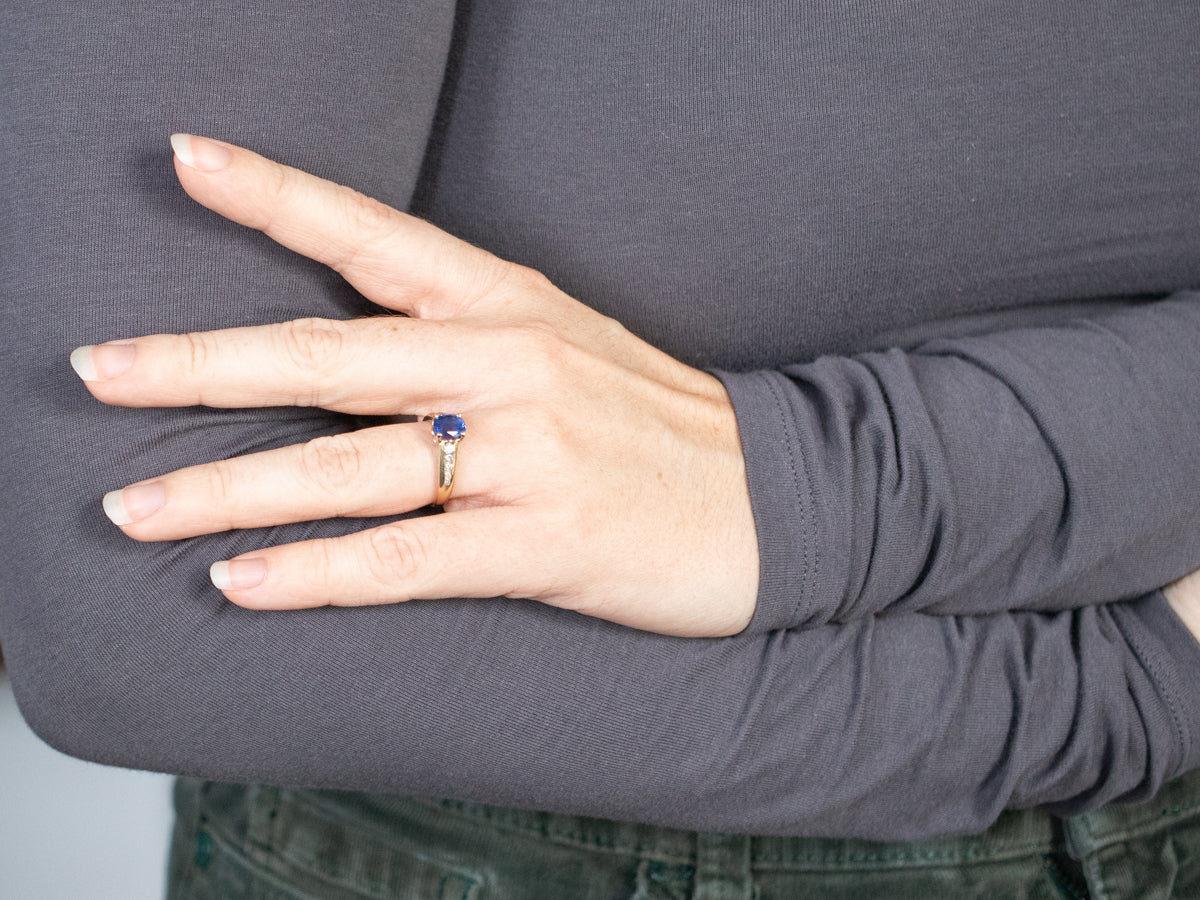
[427,414,467,506]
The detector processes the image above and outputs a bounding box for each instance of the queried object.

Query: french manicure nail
[70,342,136,381]
[210,558,267,591]
[170,133,232,172]
[69,346,98,381]
[102,482,166,526]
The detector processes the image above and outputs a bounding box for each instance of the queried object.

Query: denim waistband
[189,773,1200,873]
[331,791,1064,870]
[175,775,1200,900]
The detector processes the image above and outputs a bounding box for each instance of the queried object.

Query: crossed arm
[5,133,1200,841]
[65,138,1200,640]
[4,0,1200,841]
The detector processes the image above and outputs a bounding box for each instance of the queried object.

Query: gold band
[435,439,459,506]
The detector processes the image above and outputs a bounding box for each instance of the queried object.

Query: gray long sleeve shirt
[2,0,1199,839]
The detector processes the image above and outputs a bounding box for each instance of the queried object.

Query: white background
[0,671,174,900]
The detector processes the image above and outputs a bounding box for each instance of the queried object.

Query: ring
[426,413,467,506]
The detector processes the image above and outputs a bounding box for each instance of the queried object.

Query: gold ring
[426,414,466,506]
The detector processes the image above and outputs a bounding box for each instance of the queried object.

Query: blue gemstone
[432,414,466,441]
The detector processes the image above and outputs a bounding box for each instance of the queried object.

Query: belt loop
[693,831,753,900]
[243,785,282,867]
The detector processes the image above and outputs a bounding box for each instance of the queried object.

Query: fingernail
[70,342,136,381]
[69,346,98,381]
[170,133,231,172]
[210,558,266,591]
[102,482,166,526]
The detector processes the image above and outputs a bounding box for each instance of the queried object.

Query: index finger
[169,133,509,318]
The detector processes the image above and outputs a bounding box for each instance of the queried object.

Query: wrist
[1164,569,1200,643]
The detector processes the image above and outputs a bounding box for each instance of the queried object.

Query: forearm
[6,213,1200,837]
[724,292,1200,633]
[7,481,1200,839]
[8,0,1200,840]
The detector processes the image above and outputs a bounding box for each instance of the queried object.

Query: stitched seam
[199,820,383,900]
[751,836,1054,869]
[273,793,486,889]
[760,372,815,629]
[1122,613,1191,789]
[338,796,697,865]
[1075,807,1200,855]
[1074,605,1194,854]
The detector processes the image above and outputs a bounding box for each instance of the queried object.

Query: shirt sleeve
[5,0,1200,842]
[720,291,1200,634]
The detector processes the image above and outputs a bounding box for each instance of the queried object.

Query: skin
[1166,570,1200,641]
[70,134,1200,643]
[70,134,760,639]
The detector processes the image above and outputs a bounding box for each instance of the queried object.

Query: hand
[70,135,759,638]
[1164,568,1200,644]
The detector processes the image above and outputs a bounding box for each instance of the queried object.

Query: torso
[415,1,1200,367]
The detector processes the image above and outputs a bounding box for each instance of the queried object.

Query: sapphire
[432,414,466,442]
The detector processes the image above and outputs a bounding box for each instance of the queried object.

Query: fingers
[105,423,429,539]
[70,316,488,413]
[210,507,538,609]
[169,133,510,317]
[103,416,509,541]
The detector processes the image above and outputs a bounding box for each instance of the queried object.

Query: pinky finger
[211,507,536,610]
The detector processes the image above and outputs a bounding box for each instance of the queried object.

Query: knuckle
[506,262,555,296]
[203,459,239,512]
[306,538,342,593]
[591,312,630,351]
[331,190,401,274]
[517,317,562,352]
[362,525,429,590]
[445,255,527,314]
[344,191,397,237]
[513,400,576,470]
[504,320,566,386]
[298,434,363,495]
[277,317,347,374]
[179,331,211,377]
[257,163,297,232]
[519,402,561,442]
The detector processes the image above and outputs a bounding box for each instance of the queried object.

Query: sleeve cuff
[712,368,838,633]
[1113,590,1200,780]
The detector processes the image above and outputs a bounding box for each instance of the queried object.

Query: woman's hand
[1165,569,1200,643]
[70,135,759,638]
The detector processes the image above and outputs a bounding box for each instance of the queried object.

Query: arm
[4,0,1200,840]
[5,435,1200,844]
[725,291,1200,632]
[62,143,1200,641]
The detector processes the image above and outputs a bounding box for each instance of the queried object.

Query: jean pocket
[172,782,484,900]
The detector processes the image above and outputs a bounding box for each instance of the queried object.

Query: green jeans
[166,770,1200,899]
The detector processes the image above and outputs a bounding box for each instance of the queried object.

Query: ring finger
[103,415,505,541]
